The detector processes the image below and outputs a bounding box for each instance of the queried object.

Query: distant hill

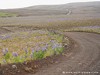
[0,1,100,16]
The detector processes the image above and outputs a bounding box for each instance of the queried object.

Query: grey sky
[0,0,98,9]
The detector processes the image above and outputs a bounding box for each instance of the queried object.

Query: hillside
[0,1,100,27]
[0,1,100,16]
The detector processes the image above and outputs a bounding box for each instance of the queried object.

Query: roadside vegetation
[0,30,65,64]
[49,19,100,34]
[64,26,100,33]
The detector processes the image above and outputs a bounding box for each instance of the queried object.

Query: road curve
[30,32,100,75]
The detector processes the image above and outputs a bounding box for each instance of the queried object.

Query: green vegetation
[0,30,65,64]
[0,12,17,17]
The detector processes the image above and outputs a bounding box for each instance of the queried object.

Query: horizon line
[0,1,99,10]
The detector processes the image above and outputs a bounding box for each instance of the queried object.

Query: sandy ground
[28,32,100,75]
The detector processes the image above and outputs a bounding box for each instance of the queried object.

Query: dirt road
[29,32,100,75]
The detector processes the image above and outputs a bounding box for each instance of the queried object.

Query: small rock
[34,65,39,68]
[12,65,17,69]
[24,67,33,73]
[55,61,59,64]
[65,43,68,46]
[17,70,20,73]
[62,71,65,74]
[78,63,82,65]
[34,65,37,68]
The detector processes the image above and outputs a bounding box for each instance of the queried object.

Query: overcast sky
[0,0,98,9]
